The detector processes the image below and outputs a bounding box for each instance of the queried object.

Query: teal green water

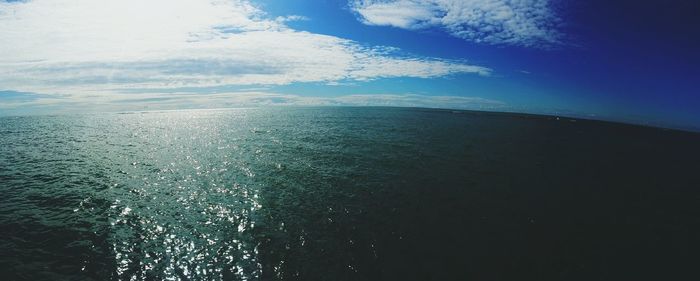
[1,107,699,280]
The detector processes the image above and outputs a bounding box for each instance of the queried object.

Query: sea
[1,107,699,280]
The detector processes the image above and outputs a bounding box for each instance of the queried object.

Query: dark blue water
[1,107,699,280]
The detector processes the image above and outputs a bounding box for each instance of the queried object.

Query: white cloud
[0,91,505,115]
[350,1,442,29]
[0,0,490,96]
[350,0,563,48]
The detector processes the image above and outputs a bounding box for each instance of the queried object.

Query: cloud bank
[350,0,563,48]
[0,91,505,116]
[0,0,490,97]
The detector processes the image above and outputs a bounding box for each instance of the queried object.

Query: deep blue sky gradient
[253,0,700,130]
[0,0,697,130]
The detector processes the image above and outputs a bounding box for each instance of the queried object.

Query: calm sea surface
[1,107,699,280]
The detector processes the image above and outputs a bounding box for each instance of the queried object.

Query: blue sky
[0,0,698,130]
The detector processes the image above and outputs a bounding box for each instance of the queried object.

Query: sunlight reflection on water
[3,107,699,280]
[101,110,266,280]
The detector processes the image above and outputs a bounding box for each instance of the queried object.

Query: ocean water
[1,107,699,280]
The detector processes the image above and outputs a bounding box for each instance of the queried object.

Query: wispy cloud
[350,0,564,48]
[0,0,490,97]
[0,90,505,115]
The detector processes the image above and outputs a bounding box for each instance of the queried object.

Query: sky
[0,0,698,130]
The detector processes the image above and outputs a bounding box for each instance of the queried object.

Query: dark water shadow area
[1,107,699,280]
